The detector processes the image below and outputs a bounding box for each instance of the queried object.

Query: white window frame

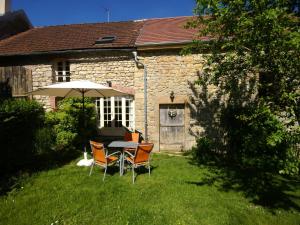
[55,61,70,82]
[96,96,135,130]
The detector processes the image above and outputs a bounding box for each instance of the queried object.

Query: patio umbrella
[29,80,128,166]
[30,80,126,98]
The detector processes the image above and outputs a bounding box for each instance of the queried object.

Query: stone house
[0,16,209,151]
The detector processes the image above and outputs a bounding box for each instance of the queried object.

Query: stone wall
[136,50,206,150]
[26,52,137,110]
[25,64,53,109]
[69,54,136,88]
[25,50,208,151]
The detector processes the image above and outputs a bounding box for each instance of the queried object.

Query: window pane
[124,97,134,129]
[102,98,112,127]
[56,61,70,83]
[65,62,70,71]
[95,96,133,129]
[114,97,122,127]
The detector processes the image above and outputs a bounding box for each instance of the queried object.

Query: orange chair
[124,132,139,142]
[125,143,154,183]
[124,132,139,153]
[89,141,120,181]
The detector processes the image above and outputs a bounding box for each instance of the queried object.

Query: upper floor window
[55,61,70,82]
[95,96,135,129]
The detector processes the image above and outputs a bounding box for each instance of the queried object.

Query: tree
[186,0,299,175]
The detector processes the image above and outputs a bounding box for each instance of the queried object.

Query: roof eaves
[135,40,193,47]
[0,47,136,57]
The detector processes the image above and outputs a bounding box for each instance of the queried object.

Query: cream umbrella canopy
[30,80,126,98]
[30,80,128,166]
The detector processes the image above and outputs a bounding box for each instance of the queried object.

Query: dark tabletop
[108,141,138,148]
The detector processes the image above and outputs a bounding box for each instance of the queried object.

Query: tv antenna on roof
[104,7,110,22]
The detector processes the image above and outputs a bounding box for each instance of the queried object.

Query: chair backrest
[90,141,106,164]
[131,133,139,142]
[134,143,154,164]
[124,132,139,143]
[124,132,132,141]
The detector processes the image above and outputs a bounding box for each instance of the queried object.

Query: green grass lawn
[0,153,299,225]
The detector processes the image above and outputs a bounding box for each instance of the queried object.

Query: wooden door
[0,66,32,98]
[159,104,185,151]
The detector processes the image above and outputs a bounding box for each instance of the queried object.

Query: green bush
[0,99,45,172]
[192,137,215,163]
[34,127,56,154]
[192,104,299,176]
[279,127,300,176]
[223,104,299,175]
[46,98,97,151]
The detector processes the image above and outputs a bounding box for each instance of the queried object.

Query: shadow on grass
[90,163,158,180]
[123,165,158,177]
[187,160,300,212]
[88,165,120,180]
[0,149,81,196]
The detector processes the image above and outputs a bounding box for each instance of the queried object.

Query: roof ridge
[32,16,195,29]
[33,20,140,29]
[137,15,195,21]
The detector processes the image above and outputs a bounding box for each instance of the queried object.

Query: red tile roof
[136,16,200,46]
[0,21,143,56]
[0,16,201,56]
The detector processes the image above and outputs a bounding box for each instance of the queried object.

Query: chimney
[0,0,11,15]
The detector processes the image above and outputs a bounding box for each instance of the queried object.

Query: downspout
[132,51,148,142]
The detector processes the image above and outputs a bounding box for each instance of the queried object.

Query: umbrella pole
[82,91,87,159]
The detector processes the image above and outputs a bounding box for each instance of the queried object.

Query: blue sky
[12,0,196,27]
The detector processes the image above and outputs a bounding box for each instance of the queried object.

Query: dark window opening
[55,61,70,83]
[95,36,117,44]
